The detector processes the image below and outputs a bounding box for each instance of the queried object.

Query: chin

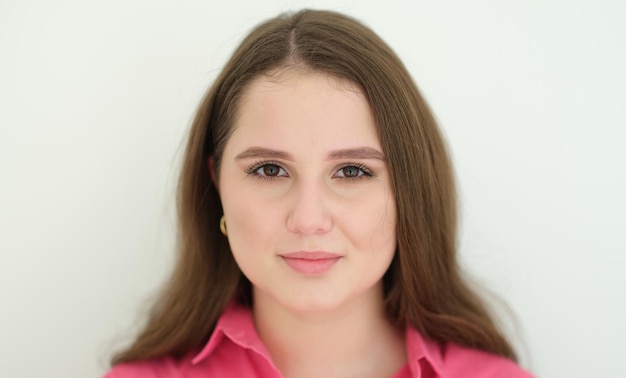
[287,300,341,315]
[272,291,347,316]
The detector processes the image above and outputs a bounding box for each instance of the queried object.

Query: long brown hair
[112,9,517,365]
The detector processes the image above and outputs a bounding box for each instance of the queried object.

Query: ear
[208,156,219,193]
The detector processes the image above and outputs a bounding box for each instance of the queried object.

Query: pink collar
[191,303,444,377]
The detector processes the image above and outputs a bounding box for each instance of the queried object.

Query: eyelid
[245,160,375,180]
[333,163,374,179]
[245,160,289,179]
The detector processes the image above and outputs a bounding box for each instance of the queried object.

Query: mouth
[279,251,342,275]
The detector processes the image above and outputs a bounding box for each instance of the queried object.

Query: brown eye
[251,163,287,178]
[262,164,281,176]
[334,165,371,179]
[341,166,360,177]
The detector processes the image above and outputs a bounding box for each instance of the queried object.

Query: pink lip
[280,251,342,275]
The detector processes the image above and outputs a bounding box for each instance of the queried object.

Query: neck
[252,284,406,378]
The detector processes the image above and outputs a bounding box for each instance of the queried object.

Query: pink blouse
[105,304,533,377]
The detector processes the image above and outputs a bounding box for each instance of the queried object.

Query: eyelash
[245,160,288,181]
[245,161,374,181]
[334,164,373,181]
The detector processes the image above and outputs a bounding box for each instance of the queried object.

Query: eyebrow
[235,146,385,161]
[235,147,293,160]
[328,147,385,160]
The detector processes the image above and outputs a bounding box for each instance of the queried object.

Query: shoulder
[405,327,533,378]
[441,342,534,378]
[103,354,196,378]
[102,305,276,378]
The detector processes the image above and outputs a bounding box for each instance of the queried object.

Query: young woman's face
[217,72,396,314]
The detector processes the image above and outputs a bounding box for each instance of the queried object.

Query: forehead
[243,65,363,104]
[227,71,379,151]
[238,69,366,112]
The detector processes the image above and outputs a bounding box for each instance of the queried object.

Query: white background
[1,1,624,377]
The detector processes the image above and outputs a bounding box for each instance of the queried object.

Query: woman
[106,9,533,377]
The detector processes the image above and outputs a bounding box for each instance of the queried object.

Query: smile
[279,251,342,276]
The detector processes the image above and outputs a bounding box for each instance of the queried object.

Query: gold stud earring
[219,215,228,236]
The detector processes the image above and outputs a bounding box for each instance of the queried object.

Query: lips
[279,251,342,275]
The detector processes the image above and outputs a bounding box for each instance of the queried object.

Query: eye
[259,164,281,176]
[247,162,289,179]
[333,164,372,179]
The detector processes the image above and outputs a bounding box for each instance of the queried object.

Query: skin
[215,70,405,377]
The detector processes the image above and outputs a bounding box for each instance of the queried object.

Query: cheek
[222,193,282,259]
[342,193,397,265]
[357,195,396,241]
[369,206,397,276]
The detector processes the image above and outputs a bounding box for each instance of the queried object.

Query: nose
[286,180,333,235]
